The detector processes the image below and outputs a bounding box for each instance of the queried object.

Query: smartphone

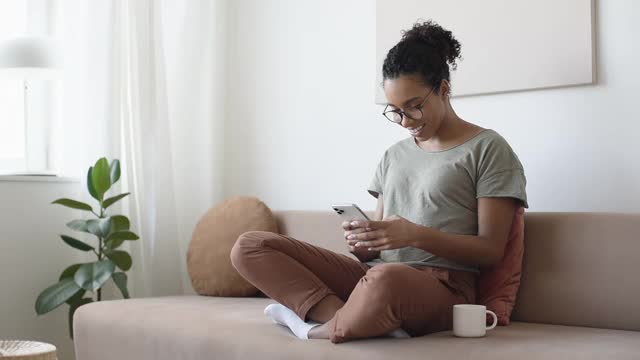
[331,203,370,222]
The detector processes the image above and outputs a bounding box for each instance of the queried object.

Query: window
[0,0,52,175]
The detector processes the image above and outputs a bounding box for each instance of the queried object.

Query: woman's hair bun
[401,20,462,71]
[382,19,462,91]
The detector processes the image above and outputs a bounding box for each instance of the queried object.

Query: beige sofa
[74,211,640,360]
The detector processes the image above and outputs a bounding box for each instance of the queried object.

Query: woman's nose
[400,117,416,128]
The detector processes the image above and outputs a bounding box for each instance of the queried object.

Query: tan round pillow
[187,196,278,296]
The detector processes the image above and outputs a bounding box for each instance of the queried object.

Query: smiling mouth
[408,124,425,135]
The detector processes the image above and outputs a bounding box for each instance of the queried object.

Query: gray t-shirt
[366,129,528,273]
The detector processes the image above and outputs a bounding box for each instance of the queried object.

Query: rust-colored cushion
[187,196,278,296]
[476,206,525,325]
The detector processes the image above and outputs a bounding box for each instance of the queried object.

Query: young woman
[231,20,527,344]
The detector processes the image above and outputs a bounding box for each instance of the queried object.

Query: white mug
[453,304,497,337]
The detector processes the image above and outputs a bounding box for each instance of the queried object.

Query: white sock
[387,328,411,338]
[264,303,409,340]
[264,303,320,340]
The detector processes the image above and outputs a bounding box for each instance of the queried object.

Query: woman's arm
[410,197,515,267]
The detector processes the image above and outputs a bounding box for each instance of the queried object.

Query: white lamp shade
[0,36,61,79]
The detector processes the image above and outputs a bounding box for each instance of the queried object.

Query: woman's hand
[342,221,380,262]
[342,221,372,253]
[345,215,423,251]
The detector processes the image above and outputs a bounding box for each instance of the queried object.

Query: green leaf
[105,250,132,271]
[66,219,90,233]
[35,279,81,315]
[109,215,130,232]
[73,260,116,292]
[91,158,111,200]
[112,272,130,299]
[61,235,94,252]
[110,159,121,184]
[51,198,93,212]
[105,238,125,250]
[106,231,139,242]
[104,225,137,249]
[59,263,85,281]
[65,288,86,305]
[87,167,99,201]
[68,297,93,339]
[102,193,130,209]
[86,218,112,238]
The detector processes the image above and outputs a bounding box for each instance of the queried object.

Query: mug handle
[486,310,498,330]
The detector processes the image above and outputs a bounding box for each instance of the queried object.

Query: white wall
[225,0,640,213]
[0,178,85,360]
[0,177,123,360]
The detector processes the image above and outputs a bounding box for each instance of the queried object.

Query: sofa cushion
[187,196,278,296]
[74,296,640,360]
[512,213,640,330]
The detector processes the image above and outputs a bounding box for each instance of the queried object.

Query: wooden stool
[0,340,57,360]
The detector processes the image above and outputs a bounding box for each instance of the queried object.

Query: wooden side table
[0,340,57,359]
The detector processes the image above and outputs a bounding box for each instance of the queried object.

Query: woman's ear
[440,80,451,98]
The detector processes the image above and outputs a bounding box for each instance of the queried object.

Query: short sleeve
[367,151,388,199]
[476,135,529,208]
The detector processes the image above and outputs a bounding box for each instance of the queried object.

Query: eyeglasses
[382,88,434,124]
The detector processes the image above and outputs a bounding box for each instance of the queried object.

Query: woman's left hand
[345,215,422,251]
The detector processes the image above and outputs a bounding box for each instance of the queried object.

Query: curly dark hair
[382,20,462,93]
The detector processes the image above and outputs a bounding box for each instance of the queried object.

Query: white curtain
[54,0,227,297]
[112,0,228,297]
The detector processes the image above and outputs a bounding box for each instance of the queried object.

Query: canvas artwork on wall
[375,0,596,103]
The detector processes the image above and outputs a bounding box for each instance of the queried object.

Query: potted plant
[34,157,139,338]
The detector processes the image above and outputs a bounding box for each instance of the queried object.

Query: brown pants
[230,230,476,343]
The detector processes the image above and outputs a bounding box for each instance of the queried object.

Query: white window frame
[0,0,55,176]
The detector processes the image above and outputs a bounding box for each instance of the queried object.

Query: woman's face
[382,74,448,141]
